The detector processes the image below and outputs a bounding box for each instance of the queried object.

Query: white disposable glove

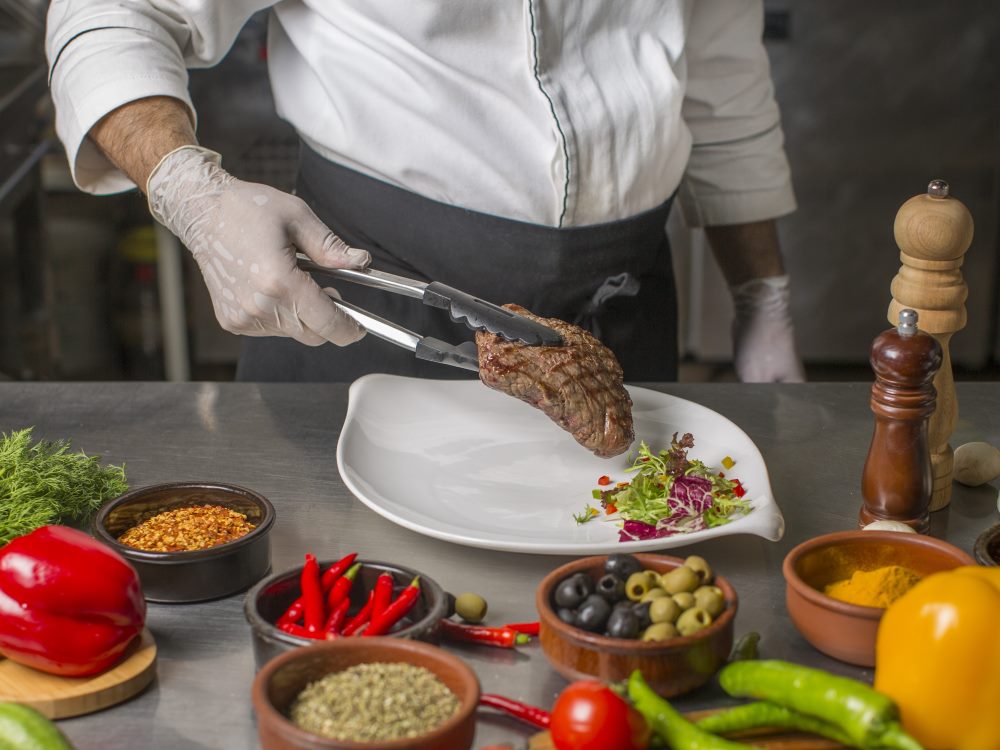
[146,146,370,346]
[731,274,806,383]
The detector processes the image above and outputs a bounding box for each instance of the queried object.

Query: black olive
[606,607,641,639]
[605,553,643,581]
[631,601,652,630]
[554,575,592,609]
[557,607,576,625]
[570,572,595,596]
[596,573,626,603]
[574,595,612,633]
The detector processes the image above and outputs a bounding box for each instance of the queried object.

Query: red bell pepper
[0,525,145,677]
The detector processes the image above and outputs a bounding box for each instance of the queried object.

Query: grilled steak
[476,304,634,458]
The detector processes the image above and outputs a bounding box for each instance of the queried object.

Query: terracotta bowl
[93,481,275,603]
[783,530,975,667]
[536,554,737,697]
[252,638,479,750]
[244,560,448,670]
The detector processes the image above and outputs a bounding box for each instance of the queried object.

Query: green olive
[693,585,726,618]
[648,596,682,624]
[660,566,700,595]
[676,607,713,636]
[641,621,679,642]
[640,587,668,603]
[683,555,713,584]
[671,591,695,611]
[626,571,652,601]
[454,592,488,623]
[641,570,662,587]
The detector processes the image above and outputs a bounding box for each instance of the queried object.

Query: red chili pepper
[324,595,351,635]
[274,552,359,627]
[597,475,612,486]
[278,621,319,639]
[364,577,421,636]
[733,479,746,498]
[439,619,530,648]
[301,554,325,634]
[341,590,375,636]
[371,572,394,621]
[326,562,361,613]
[479,694,551,729]
[503,621,540,636]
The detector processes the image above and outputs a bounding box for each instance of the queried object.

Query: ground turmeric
[823,565,921,608]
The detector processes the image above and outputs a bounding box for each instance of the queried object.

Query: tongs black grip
[422,283,563,347]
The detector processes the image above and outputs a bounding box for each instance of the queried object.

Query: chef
[46,1,804,384]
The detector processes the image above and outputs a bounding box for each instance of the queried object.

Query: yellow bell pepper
[875,566,1000,750]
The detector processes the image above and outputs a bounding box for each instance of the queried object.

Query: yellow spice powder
[823,564,921,608]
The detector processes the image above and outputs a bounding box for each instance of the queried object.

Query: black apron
[236,144,678,382]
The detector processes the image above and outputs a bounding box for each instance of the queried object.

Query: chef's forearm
[88,96,197,193]
[704,219,786,287]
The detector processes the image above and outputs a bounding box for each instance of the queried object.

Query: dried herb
[291,662,459,741]
[0,428,128,545]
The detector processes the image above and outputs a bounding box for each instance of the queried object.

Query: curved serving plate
[337,374,784,555]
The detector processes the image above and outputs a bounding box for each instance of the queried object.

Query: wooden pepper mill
[860,309,942,533]
[888,179,974,511]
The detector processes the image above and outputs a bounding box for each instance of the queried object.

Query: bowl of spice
[93,481,275,603]
[783,530,975,666]
[252,637,478,750]
[244,556,448,669]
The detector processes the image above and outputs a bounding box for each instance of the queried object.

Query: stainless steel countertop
[3,382,998,749]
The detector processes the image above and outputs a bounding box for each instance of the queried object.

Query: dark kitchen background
[1,1,998,383]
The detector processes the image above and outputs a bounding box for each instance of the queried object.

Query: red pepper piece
[323,595,351,635]
[301,554,325,634]
[479,694,551,729]
[341,590,375,636]
[503,621,540,636]
[326,562,361,612]
[274,552,358,627]
[0,525,146,677]
[597,475,612,486]
[364,577,421,636]
[371,572,394,621]
[733,479,746,498]
[605,503,617,515]
[439,619,530,648]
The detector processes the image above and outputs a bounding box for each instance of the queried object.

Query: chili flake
[118,504,256,552]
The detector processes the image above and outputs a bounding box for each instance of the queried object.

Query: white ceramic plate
[337,374,784,554]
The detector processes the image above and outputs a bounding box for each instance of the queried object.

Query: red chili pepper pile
[274,553,420,639]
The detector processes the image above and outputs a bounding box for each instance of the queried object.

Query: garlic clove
[953,442,1000,487]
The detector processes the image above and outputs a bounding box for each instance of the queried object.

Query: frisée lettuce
[578,433,752,542]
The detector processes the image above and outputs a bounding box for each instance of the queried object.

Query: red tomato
[550,681,649,750]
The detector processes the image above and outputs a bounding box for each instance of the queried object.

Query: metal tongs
[297,255,562,371]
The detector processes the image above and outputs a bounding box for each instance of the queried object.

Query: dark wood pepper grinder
[860,309,943,533]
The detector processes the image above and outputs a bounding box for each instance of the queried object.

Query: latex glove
[731,274,806,383]
[147,145,370,346]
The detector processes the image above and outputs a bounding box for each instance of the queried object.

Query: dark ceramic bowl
[974,522,1000,566]
[536,554,737,698]
[245,560,448,670]
[252,638,479,750]
[783,530,976,667]
[93,481,275,603]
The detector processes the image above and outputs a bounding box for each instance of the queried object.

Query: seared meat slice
[476,304,634,458]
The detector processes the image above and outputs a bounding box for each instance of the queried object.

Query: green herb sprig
[0,428,129,545]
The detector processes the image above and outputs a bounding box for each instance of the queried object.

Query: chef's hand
[146,145,370,346]
[731,275,806,383]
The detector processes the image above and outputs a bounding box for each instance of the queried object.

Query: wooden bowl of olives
[535,552,736,698]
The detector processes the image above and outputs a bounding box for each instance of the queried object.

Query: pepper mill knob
[860,309,943,533]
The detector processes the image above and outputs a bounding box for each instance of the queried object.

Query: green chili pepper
[627,671,753,750]
[717,661,922,750]
[727,631,760,662]
[695,702,853,745]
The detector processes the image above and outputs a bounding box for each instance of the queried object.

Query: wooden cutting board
[530,708,847,750]
[0,628,156,719]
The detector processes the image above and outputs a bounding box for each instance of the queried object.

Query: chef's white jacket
[46,0,796,229]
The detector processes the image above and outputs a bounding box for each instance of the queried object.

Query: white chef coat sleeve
[46,1,275,195]
[677,0,797,228]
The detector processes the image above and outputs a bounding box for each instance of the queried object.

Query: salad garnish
[576,432,752,541]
